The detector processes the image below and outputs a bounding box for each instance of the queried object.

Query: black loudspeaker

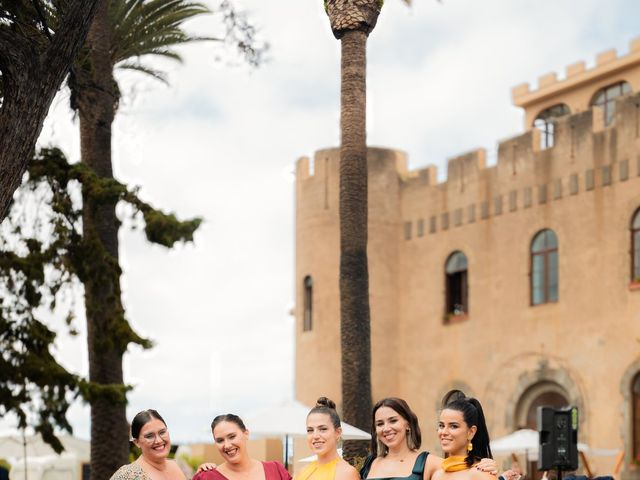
[537,406,579,471]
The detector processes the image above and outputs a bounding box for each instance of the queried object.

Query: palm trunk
[339,28,372,462]
[76,1,130,477]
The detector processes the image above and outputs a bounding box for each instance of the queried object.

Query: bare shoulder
[430,467,445,480]
[167,459,187,478]
[424,453,443,480]
[336,459,360,480]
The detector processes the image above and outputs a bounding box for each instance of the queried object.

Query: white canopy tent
[243,400,371,468]
[490,428,590,462]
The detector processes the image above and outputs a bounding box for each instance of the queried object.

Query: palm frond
[116,62,169,84]
[111,0,210,67]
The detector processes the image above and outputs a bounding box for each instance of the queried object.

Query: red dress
[193,461,291,480]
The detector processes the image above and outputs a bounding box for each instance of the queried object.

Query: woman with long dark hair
[432,390,494,480]
[360,397,496,480]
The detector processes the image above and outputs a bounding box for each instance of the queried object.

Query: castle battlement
[297,92,640,235]
[512,37,640,128]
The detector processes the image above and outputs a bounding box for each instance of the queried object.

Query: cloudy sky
[8,0,640,443]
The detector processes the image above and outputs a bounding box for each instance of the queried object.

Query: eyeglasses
[141,428,169,443]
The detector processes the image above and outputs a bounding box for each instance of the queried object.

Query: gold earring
[467,441,473,452]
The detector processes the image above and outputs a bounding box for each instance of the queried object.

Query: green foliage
[0,147,201,449]
[179,454,205,471]
[0,458,9,471]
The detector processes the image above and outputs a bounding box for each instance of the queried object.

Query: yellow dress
[296,458,340,480]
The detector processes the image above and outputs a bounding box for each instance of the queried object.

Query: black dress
[360,452,429,480]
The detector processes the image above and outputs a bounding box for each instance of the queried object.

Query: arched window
[445,251,468,320]
[531,229,558,305]
[633,374,640,461]
[591,81,632,126]
[632,209,640,282]
[303,275,313,331]
[534,104,570,149]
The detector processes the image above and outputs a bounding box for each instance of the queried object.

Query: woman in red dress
[193,414,291,480]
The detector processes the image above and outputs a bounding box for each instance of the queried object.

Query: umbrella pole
[285,434,289,471]
[21,427,27,480]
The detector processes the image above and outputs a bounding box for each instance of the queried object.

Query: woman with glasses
[110,409,186,480]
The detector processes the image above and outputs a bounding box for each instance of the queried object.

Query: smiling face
[134,418,170,462]
[374,406,410,451]
[213,420,249,464]
[438,408,476,457]
[306,412,341,458]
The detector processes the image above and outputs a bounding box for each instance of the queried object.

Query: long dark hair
[441,390,492,466]
[131,409,166,440]
[370,397,421,457]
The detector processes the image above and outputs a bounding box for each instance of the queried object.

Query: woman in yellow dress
[431,390,495,480]
[296,397,360,480]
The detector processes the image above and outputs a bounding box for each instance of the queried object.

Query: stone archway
[505,363,585,433]
[515,381,570,430]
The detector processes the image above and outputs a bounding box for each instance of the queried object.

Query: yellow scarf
[441,455,470,472]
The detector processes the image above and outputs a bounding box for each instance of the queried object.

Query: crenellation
[296,155,311,180]
[538,72,558,88]
[566,61,586,78]
[596,49,617,66]
[446,148,486,189]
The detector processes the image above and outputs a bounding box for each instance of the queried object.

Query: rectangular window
[553,179,562,199]
[404,221,412,240]
[480,202,489,219]
[620,159,629,181]
[417,219,424,237]
[429,216,437,234]
[509,191,518,212]
[538,185,547,204]
[494,196,503,215]
[570,174,579,195]
[454,208,463,226]
[524,187,532,208]
[468,204,476,223]
[586,169,595,190]
[442,212,450,230]
[602,165,612,186]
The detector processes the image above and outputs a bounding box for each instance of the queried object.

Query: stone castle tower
[295,39,640,477]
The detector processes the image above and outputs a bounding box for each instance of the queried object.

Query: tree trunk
[339,28,372,462]
[0,0,100,221]
[75,1,130,477]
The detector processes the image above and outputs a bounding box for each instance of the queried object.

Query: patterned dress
[110,463,152,480]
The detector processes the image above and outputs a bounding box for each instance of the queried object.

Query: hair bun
[442,389,467,407]
[315,396,336,410]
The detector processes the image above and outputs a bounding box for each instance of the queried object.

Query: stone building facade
[294,40,640,477]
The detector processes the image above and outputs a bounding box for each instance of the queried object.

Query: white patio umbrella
[0,431,89,461]
[490,429,589,462]
[243,400,371,468]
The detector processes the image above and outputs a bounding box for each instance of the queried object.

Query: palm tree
[69,0,261,476]
[324,0,409,460]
